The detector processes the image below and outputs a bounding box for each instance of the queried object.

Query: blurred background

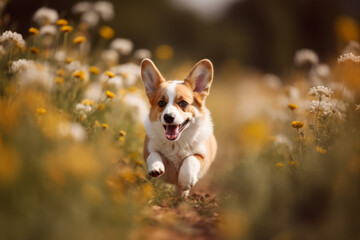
[1,1,360,239]
[2,0,360,74]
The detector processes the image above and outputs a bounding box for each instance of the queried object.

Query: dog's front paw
[148,162,165,178]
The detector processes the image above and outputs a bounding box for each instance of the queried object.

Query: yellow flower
[37,107,46,115]
[56,19,68,26]
[105,71,115,78]
[316,146,327,154]
[130,151,138,159]
[55,77,64,85]
[120,167,136,183]
[291,121,304,129]
[289,160,299,166]
[95,120,101,127]
[82,99,94,106]
[119,130,126,137]
[97,103,105,111]
[156,44,174,60]
[119,136,125,143]
[99,26,115,39]
[106,90,115,99]
[288,103,299,110]
[102,123,109,129]
[30,46,39,54]
[61,25,73,33]
[335,16,359,41]
[74,36,86,44]
[66,57,72,64]
[73,70,86,81]
[275,162,284,168]
[57,69,66,77]
[90,66,100,75]
[28,27,39,35]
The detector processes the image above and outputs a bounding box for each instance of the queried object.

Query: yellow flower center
[81,99,94,106]
[291,121,304,129]
[37,108,46,115]
[61,25,73,33]
[73,70,86,81]
[90,66,100,74]
[105,90,115,99]
[99,26,115,39]
[105,71,115,78]
[28,27,39,35]
[55,77,64,85]
[288,103,299,110]
[56,19,68,26]
[30,47,39,54]
[74,36,86,44]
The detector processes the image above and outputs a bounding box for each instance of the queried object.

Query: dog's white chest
[151,138,199,169]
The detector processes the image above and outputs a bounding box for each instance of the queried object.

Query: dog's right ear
[141,59,165,98]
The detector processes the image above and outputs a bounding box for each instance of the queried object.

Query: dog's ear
[184,59,213,99]
[141,59,165,98]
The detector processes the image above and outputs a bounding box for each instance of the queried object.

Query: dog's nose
[164,114,175,124]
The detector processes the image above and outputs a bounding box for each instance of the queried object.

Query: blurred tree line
[2,0,360,74]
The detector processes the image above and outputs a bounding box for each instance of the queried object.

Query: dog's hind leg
[178,155,201,197]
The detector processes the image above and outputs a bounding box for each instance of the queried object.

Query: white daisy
[33,7,59,25]
[309,86,333,98]
[0,30,25,48]
[94,1,114,21]
[110,38,133,55]
[294,49,319,66]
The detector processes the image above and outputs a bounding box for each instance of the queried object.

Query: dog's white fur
[141,59,217,197]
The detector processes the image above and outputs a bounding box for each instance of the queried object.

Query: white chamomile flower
[337,52,360,63]
[133,49,152,60]
[0,31,25,48]
[39,25,57,36]
[294,49,319,66]
[11,59,35,72]
[94,1,114,21]
[309,86,333,99]
[33,7,59,25]
[110,38,134,55]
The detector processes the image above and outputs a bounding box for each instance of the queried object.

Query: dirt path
[132,187,220,240]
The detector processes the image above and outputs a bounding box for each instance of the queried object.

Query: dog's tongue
[166,125,179,140]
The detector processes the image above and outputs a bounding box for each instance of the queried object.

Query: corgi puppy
[140,58,217,197]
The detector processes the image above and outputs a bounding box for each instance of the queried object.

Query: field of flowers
[0,2,360,240]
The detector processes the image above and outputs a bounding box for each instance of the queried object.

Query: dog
[140,58,217,197]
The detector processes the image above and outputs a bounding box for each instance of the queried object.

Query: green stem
[297,128,302,160]
[314,97,322,142]
[8,45,14,72]
[64,32,68,53]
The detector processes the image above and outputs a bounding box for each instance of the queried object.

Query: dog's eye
[158,100,166,108]
[178,101,188,108]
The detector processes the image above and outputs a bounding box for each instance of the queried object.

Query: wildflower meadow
[1,1,360,240]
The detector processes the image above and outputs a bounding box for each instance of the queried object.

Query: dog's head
[141,59,213,141]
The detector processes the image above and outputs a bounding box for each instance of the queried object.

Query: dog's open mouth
[163,119,189,141]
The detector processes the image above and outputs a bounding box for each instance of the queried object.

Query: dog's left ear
[184,59,213,99]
